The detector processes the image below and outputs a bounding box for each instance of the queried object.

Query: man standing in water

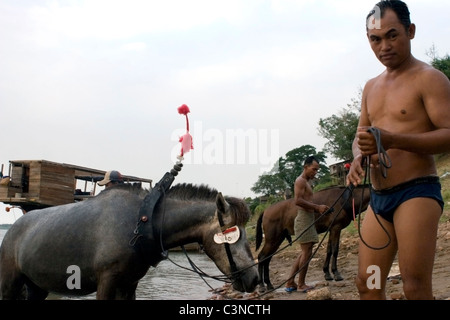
[285,156,330,293]
[346,0,450,300]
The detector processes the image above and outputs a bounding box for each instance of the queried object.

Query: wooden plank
[0,186,8,198]
[28,161,41,196]
[39,162,74,206]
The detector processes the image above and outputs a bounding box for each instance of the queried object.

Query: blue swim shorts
[369,175,444,223]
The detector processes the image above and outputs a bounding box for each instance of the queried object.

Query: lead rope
[366,127,392,178]
[357,127,392,250]
[255,186,354,298]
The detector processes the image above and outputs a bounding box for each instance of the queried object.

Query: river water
[0,226,223,300]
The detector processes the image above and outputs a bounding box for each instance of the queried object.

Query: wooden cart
[0,160,152,212]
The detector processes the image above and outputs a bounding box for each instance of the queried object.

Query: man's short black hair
[367,0,411,31]
[304,155,319,166]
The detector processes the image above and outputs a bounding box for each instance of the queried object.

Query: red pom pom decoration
[178,104,190,116]
[177,104,193,158]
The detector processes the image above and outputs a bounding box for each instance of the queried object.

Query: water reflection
[135,252,224,300]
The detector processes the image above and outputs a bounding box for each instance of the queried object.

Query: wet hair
[366,0,411,31]
[304,155,319,166]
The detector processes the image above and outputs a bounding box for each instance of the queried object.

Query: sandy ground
[209,209,450,301]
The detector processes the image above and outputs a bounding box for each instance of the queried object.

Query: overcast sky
[1,0,449,224]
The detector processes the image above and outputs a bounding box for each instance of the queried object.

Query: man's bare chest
[366,79,426,127]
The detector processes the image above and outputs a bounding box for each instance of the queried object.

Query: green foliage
[279,146,329,190]
[427,44,450,80]
[252,195,284,216]
[251,145,329,197]
[250,167,288,197]
[317,89,362,162]
[244,197,260,214]
[442,189,450,204]
[343,219,360,236]
[432,56,450,80]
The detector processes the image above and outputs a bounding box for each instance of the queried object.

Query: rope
[366,127,392,179]
[161,185,362,300]
[254,186,355,298]
[356,127,392,250]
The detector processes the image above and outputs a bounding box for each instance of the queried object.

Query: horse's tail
[284,230,293,246]
[255,211,264,251]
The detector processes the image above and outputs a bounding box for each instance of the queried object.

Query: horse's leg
[262,256,273,291]
[96,272,119,300]
[330,229,344,281]
[0,267,27,300]
[323,238,333,281]
[257,248,273,292]
[116,282,138,300]
[0,279,25,300]
[257,243,277,291]
[257,254,266,292]
[261,231,289,291]
[25,280,48,300]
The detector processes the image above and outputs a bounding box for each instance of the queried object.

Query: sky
[1,0,449,224]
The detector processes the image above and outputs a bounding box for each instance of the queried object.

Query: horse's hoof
[334,273,344,281]
[324,273,333,281]
[258,285,267,293]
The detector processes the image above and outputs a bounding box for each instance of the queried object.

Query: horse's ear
[216,192,230,213]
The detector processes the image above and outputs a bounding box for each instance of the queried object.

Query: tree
[279,145,328,190]
[251,145,329,196]
[317,89,362,162]
[251,162,288,197]
[427,44,450,80]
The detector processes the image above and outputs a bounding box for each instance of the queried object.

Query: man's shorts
[294,208,319,244]
[370,175,444,223]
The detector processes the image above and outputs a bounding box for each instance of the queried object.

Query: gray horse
[0,183,258,299]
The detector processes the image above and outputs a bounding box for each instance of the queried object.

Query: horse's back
[263,199,294,221]
[262,199,297,236]
[312,186,346,203]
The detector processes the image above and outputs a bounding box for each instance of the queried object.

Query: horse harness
[129,161,183,256]
[129,161,241,278]
[214,208,239,276]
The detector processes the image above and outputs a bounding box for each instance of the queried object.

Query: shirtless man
[346,0,450,300]
[285,156,330,293]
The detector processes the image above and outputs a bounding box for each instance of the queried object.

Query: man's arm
[346,84,371,186]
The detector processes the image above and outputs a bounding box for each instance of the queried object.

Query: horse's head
[202,193,259,293]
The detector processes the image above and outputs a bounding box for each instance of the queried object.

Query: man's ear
[408,23,416,39]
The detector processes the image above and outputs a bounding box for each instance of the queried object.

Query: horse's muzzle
[232,267,259,293]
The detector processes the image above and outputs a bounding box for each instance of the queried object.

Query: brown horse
[255,185,370,291]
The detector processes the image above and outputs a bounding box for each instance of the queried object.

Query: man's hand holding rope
[346,126,392,186]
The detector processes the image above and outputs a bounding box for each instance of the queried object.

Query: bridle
[129,161,245,290]
[215,206,239,276]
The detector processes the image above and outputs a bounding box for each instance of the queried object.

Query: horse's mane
[167,183,251,225]
[103,182,250,225]
[167,183,219,201]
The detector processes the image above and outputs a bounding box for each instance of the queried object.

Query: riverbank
[209,208,450,300]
